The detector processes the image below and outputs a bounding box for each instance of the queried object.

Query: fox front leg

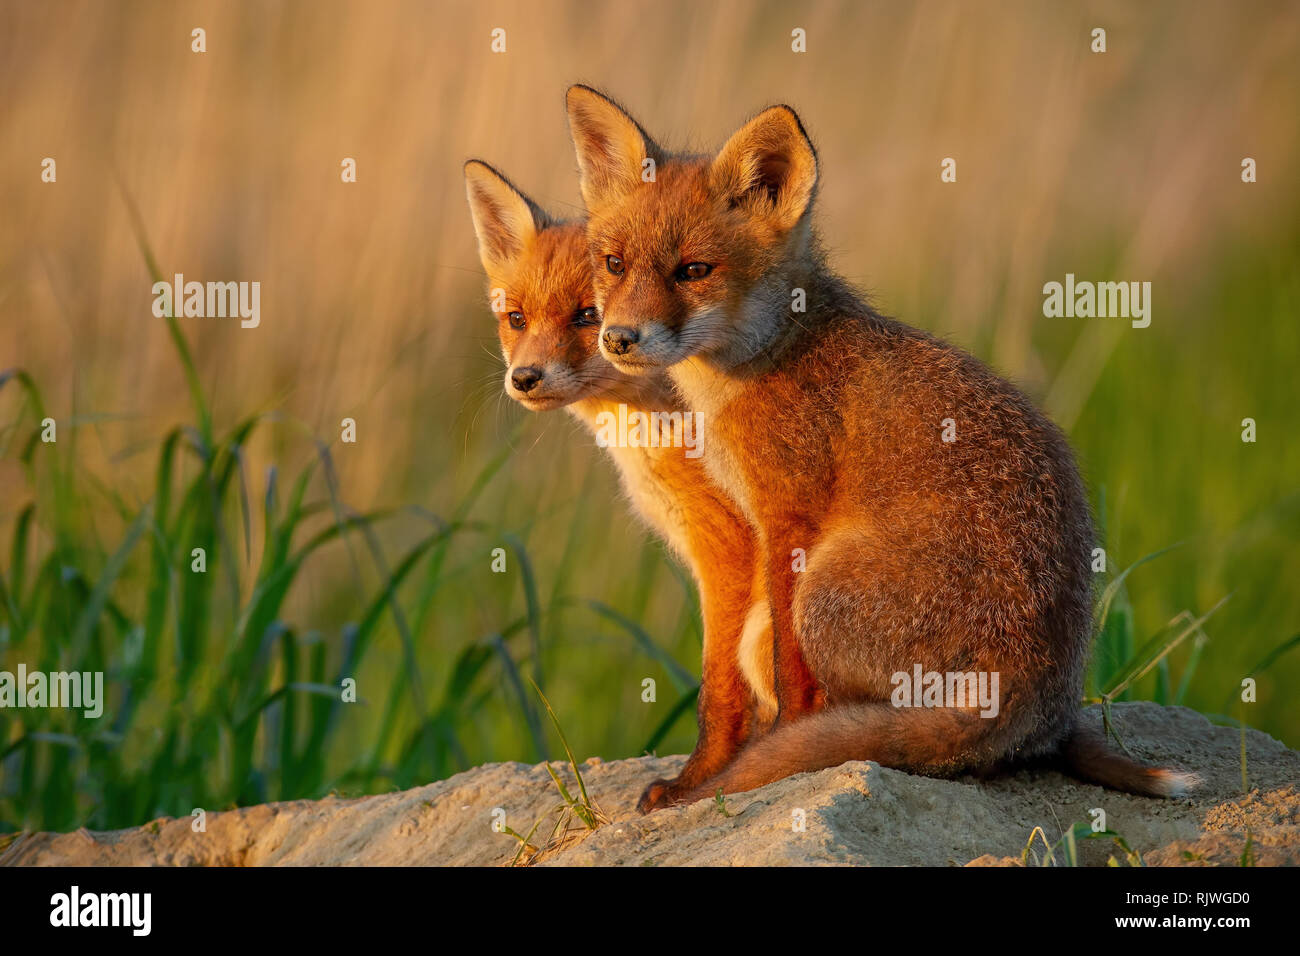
[637,678,757,812]
[637,556,766,813]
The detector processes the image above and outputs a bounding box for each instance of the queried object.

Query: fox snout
[503,361,585,410]
[510,366,544,393]
[505,363,561,406]
[602,326,639,355]
[598,318,682,371]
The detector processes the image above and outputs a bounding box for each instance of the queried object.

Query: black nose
[603,326,640,355]
[511,367,543,393]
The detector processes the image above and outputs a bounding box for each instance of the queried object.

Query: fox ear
[710,106,818,232]
[464,160,550,272]
[566,85,662,210]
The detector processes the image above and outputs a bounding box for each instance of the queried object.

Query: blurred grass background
[1,0,1297,832]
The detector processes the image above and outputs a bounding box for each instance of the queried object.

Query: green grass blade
[1094,542,1183,636]
[488,634,547,761]
[584,598,697,693]
[502,533,544,690]
[1103,595,1230,701]
[113,177,212,446]
[69,505,152,663]
[641,687,700,754]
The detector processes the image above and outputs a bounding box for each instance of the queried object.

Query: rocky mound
[4,703,1297,866]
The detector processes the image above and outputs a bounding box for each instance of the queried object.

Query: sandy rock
[3,703,1296,866]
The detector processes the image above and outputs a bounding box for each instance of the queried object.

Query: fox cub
[563,86,1198,803]
[464,160,776,809]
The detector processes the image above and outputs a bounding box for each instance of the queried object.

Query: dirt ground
[3,702,1297,866]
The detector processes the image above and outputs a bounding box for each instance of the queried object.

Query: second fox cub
[463,160,775,809]
[565,85,1198,802]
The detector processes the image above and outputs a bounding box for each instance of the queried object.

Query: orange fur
[464,160,773,809]
[564,87,1198,803]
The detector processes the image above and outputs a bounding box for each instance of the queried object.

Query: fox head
[565,85,820,374]
[464,159,634,411]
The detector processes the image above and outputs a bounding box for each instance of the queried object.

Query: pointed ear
[464,160,550,272]
[566,85,663,210]
[709,106,818,232]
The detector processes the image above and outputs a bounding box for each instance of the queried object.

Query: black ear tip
[567,83,621,114]
[765,105,817,165]
[464,158,497,178]
[770,104,810,135]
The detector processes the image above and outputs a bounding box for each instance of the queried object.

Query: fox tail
[1061,713,1200,798]
[676,702,1198,806]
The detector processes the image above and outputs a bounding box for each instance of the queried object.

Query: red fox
[464,160,776,809]
[563,86,1199,804]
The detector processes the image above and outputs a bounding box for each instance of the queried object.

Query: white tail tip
[1156,770,1201,798]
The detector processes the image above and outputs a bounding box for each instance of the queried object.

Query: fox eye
[606,255,625,276]
[675,262,712,281]
[507,311,525,330]
[573,306,600,327]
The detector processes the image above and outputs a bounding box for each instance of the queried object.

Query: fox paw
[637,778,688,814]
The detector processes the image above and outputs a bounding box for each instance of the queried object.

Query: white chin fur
[605,357,660,376]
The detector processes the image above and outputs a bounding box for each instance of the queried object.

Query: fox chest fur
[569,396,699,563]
